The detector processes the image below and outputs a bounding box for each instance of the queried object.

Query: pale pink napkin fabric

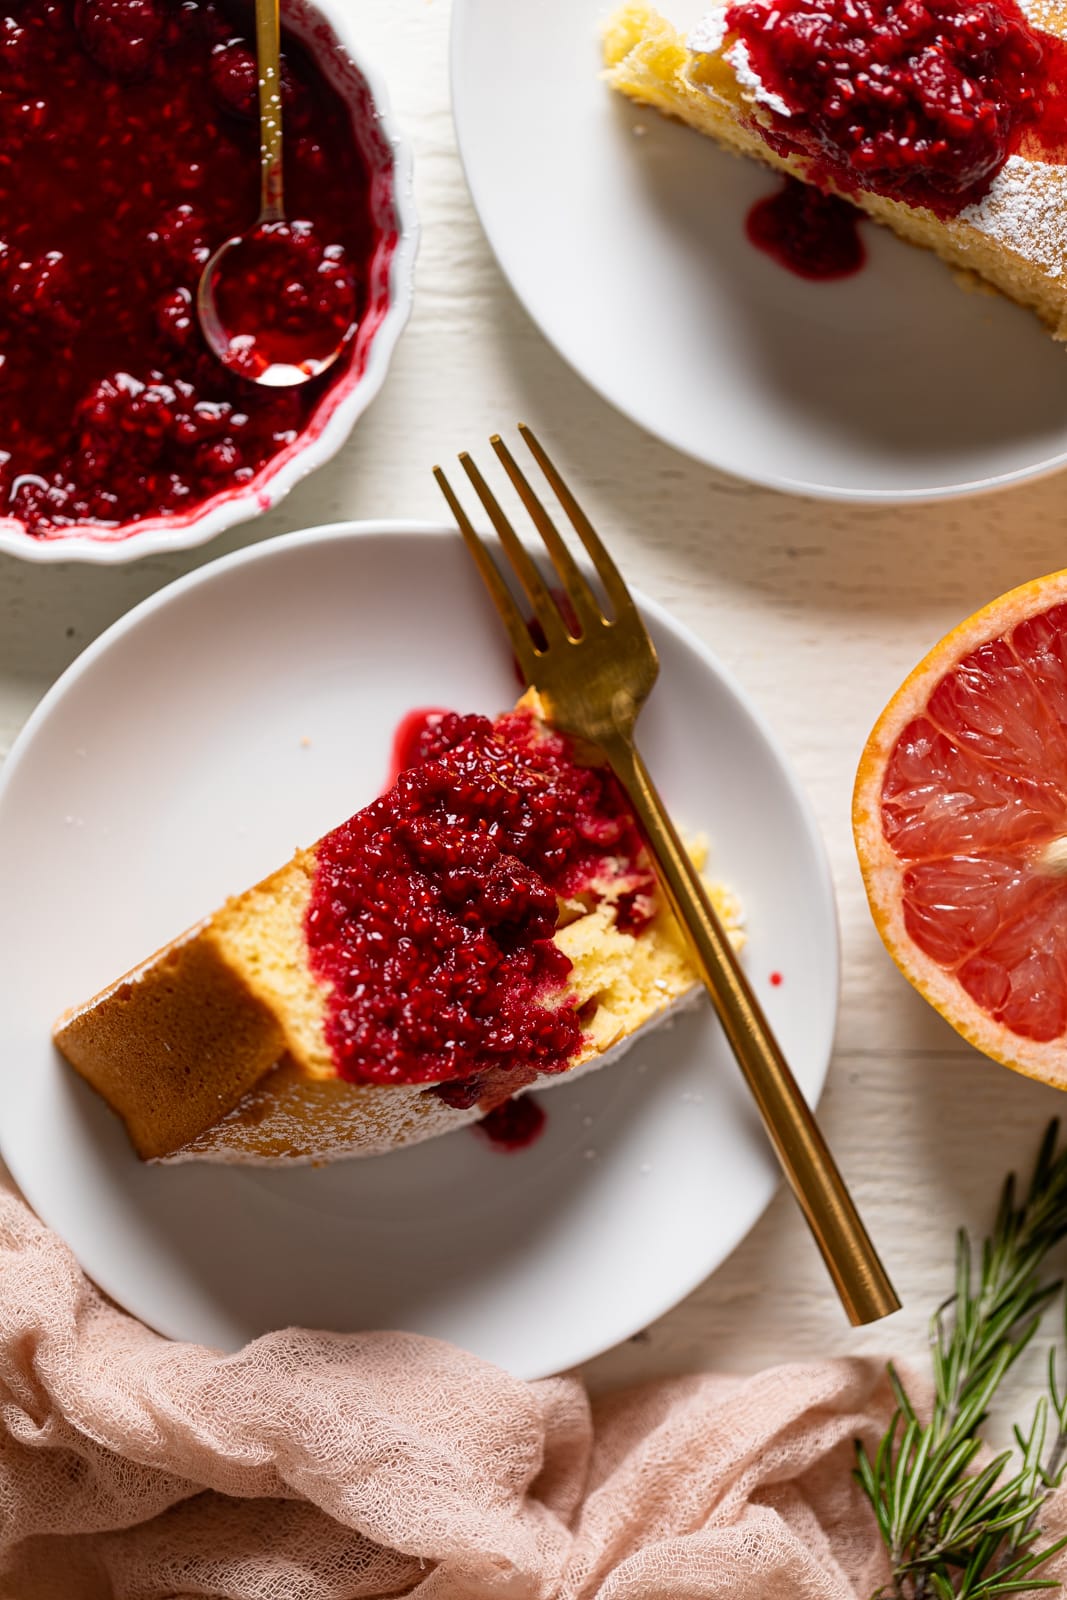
[0,1168,906,1600]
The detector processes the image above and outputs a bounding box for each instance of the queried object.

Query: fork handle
[605,738,899,1326]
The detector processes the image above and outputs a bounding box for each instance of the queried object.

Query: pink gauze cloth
[1,1170,921,1600]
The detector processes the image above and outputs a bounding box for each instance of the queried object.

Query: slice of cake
[54,693,742,1164]
[604,0,1067,336]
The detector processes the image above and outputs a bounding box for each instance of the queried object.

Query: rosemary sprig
[857,1121,1067,1599]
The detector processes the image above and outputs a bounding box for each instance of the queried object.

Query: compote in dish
[53,693,743,1165]
[0,0,398,544]
[604,0,1067,333]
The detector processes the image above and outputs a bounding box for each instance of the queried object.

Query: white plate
[451,0,1067,502]
[0,522,837,1376]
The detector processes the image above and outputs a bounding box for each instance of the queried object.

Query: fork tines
[433,425,638,668]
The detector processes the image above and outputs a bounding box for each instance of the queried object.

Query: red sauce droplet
[386,707,455,788]
[306,706,656,1089]
[746,178,867,279]
[725,0,1048,216]
[205,220,358,383]
[0,0,388,538]
[770,970,784,986]
[475,1095,547,1151]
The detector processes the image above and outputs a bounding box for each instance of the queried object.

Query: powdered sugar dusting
[688,4,796,117]
[725,37,795,116]
[960,155,1067,277]
[687,6,730,53]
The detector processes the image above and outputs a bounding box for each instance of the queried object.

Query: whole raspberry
[76,0,163,80]
[0,16,33,87]
[5,250,78,337]
[210,39,258,117]
[210,37,300,119]
[9,472,75,534]
[196,438,244,479]
[76,371,141,441]
[172,399,234,447]
[155,287,196,350]
[146,203,209,276]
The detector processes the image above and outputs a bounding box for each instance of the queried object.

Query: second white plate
[0,522,837,1376]
[451,0,1067,502]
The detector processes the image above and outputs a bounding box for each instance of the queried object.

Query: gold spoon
[197,0,356,388]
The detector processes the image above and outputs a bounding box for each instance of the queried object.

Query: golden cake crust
[56,927,286,1161]
[54,854,320,1160]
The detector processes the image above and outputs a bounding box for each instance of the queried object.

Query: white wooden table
[3,0,1067,1396]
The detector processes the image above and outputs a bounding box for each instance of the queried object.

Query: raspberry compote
[305,705,657,1101]
[475,1095,547,1151]
[0,0,386,540]
[723,0,1050,216]
[746,177,868,277]
[204,219,359,384]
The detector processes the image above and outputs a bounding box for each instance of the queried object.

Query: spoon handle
[256,0,285,222]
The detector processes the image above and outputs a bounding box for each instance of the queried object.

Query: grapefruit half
[854,570,1067,1087]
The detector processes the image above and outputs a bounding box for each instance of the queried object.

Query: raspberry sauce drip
[724,0,1048,216]
[0,0,383,538]
[385,708,456,787]
[746,177,868,278]
[475,1096,547,1151]
[306,707,654,1089]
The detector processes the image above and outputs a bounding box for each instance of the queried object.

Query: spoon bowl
[197,0,356,388]
[198,224,358,388]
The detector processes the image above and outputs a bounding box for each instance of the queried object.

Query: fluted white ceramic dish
[0,521,839,1375]
[0,0,417,565]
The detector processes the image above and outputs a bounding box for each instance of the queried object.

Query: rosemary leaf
[856,1120,1067,1600]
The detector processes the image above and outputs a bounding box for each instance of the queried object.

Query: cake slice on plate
[54,692,741,1164]
[604,0,1067,336]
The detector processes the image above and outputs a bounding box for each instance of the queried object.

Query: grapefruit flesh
[855,578,1067,1082]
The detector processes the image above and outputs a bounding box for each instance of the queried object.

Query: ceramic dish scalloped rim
[0,0,418,567]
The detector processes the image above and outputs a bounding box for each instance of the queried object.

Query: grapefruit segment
[854,571,1067,1086]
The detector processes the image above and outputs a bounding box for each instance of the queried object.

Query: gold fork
[434,425,899,1326]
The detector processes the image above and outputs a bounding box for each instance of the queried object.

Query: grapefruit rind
[853,566,1067,1090]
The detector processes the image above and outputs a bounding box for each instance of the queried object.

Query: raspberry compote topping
[0,0,384,539]
[305,706,655,1092]
[724,0,1048,215]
